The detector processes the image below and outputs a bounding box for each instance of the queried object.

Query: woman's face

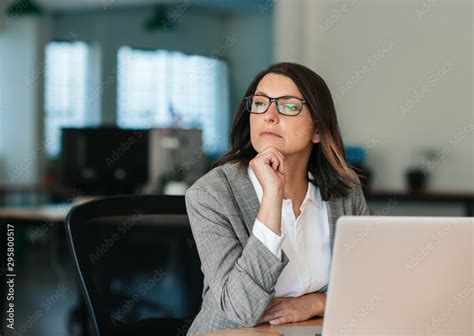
[249,73,320,157]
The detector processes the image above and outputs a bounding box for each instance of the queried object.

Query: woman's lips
[260,132,282,138]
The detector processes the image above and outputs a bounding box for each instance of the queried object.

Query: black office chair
[65,195,203,336]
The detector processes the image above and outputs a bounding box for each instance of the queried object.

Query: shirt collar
[247,165,321,208]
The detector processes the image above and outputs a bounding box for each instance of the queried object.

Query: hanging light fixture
[7,0,43,18]
[144,4,177,32]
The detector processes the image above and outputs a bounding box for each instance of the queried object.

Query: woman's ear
[312,130,320,144]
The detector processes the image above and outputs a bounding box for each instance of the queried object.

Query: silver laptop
[321,216,473,336]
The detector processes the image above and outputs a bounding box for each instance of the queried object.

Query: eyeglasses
[245,94,307,116]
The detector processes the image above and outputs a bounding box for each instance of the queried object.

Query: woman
[184,62,370,336]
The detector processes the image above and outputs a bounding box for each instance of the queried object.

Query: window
[117,47,230,154]
[44,41,99,157]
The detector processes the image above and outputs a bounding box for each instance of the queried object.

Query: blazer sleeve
[185,187,289,327]
[351,173,371,216]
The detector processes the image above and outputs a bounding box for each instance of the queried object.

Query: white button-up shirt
[248,165,331,297]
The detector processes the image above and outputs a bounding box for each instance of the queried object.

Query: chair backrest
[65,195,203,336]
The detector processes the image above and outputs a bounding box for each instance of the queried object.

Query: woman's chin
[258,144,285,154]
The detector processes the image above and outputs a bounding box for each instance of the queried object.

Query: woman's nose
[264,102,279,122]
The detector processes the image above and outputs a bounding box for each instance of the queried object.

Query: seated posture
[185,62,370,336]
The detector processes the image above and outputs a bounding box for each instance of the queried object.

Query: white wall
[224,8,274,113]
[274,0,473,192]
[0,16,48,185]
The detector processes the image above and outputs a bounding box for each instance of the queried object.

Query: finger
[265,298,281,311]
[263,300,286,315]
[259,314,273,323]
[262,147,285,166]
[261,150,284,174]
[261,309,284,323]
[262,152,281,172]
[264,149,285,174]
[263,298,293,319]
[270,316,290,325]
[263,306,281,317]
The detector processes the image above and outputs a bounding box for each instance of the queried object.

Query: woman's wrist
[259,194,283,235]
[263,188,284,199]
[310,292,326,317]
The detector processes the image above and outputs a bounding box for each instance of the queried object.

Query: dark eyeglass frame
[244,94,307,116]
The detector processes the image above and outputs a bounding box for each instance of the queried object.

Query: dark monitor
[59,127,149,195]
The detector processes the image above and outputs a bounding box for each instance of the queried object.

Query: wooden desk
[0,197,98,222]
[200,317,323,335]
[0,203,71,222]
[0,184,75,206]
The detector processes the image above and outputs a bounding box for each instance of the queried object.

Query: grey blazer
[184,161,370,336]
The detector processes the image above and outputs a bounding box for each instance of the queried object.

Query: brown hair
[212,62,361,201]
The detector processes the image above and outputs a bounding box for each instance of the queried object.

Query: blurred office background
[0,0,472,335]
